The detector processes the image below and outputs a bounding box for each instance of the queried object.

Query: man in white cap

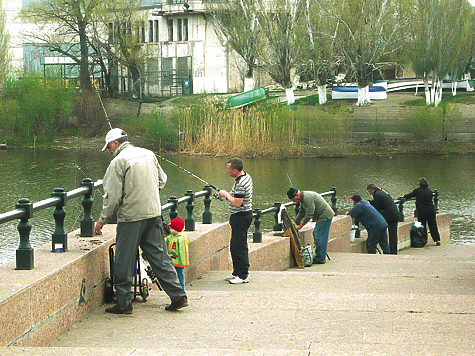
[94,128,187,314]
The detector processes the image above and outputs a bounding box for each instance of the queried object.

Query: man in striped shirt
[218,158,253,284]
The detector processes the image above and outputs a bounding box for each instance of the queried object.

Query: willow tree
[331,0,409,106]
[295,0,340,104]
[208,0,260,92]
[409,0,474,105]
[20,0,99,92]
[89,0,149,99]
[256,0,303,104]
[0,0,10,86]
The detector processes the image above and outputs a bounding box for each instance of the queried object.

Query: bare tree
[295,0,340,104]
[208,0,260,92]
[256,0,303,105]
[20,0,98,92]
[409,0,474,106]
[330,0,410,106]
[0,0,11,86]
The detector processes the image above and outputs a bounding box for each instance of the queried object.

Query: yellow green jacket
[165,232,190,267]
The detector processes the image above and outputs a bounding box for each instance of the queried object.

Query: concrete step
[2,244,472,355]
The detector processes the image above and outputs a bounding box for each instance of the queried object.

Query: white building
[3,0,251,96]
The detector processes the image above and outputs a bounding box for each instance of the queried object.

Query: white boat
[331,86,387,100]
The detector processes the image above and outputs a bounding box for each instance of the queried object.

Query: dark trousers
[229,211,252,279]
[388,220,399,255]
[114,217,185,310]
[418,207,440,242]
[366,227,390,254]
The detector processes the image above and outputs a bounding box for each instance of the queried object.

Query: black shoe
[435,241,441,246]
[105,303,133,315]
[165,296,188,311]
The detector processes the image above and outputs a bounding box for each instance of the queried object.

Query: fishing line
[94,85,113,130]
[97,87,222,198]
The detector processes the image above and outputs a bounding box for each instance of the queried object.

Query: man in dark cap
[287,188,334,264]
[346,194,390,254]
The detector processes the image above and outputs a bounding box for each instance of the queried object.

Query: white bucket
[350,229,356,242]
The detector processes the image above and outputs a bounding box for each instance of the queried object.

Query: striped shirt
[229,172,253,215]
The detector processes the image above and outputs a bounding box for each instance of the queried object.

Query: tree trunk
[244,77,254,92]
[286,88,295,105]
[434,79,442,107]
[451,81,457,96]
[356,86,371,106]
[318,85,327,105]
[423,75,431,105]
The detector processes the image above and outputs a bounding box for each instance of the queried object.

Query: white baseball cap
[102,128,127,151]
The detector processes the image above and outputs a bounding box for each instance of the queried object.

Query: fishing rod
[95,82,221,198]
[93,83,113,130]
[157,156,223,200]
[286,172,294,187]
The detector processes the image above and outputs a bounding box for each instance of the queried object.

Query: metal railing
[0,179,216,271]
[394,189,439,222]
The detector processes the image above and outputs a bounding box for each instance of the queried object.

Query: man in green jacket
[94,128,187,314]
[287,188,334,264]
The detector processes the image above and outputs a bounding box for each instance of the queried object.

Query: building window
[149,20,153,43]
[183,18,188,41]
[154,20,159,42]
[167,0,186,4]
[177,19,183,41]
[168,19,173,41]
[162,57,173,86]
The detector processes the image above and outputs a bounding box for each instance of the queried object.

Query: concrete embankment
[1,213,452,351]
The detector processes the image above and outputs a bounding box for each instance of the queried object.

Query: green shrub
[142,109,178,151]
[2,74,74,139]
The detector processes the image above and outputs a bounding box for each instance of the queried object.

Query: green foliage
[0,0,11,85]
[1,74,74,139]
[141,110,178,151]
[405,104,461,142]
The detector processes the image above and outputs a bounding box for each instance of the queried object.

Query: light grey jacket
[98,142,167,224]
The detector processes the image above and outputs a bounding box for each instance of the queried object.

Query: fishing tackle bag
[300,244,315,267]
[410,222,427,248]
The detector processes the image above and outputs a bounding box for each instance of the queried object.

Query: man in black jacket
[367,184,400,254]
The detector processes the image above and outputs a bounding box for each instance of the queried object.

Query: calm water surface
[1,148,473,265]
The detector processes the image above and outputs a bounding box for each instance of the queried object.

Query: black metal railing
[0,179,215,271]
[394,189,439,222]
[251,188,338,243]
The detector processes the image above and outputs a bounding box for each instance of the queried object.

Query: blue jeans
[174,266,185,291]
[313,218,333,264]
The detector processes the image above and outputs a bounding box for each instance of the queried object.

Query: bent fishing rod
[95,86,222,196]
[157,155,222,195]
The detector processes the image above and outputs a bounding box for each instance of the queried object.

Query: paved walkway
[2,244,475,355]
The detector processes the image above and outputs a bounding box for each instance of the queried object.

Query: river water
[0,148,473,265]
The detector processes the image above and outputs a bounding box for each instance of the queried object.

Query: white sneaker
[225,275,237,281]
[229,276,249,284]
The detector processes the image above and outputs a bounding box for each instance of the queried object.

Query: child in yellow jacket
[166,218,189,290]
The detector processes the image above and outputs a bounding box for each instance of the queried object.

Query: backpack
[300,244,315,267]
[410,222,427,248]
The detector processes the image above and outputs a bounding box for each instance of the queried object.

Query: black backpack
[410,223,427,248]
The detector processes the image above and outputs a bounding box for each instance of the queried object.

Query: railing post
[202,185,212,224]
[330,187,338,215]
[273,202,282,232]
[51,187,67,252]
[16,198,34,270]
[168,196,178,220]
[185,190,195,231]
[80,178,94,237]
[397,197,405,222]
[253,208,262,243]
[433,189,439,213]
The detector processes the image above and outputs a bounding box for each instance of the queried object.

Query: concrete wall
[0,213,452,347]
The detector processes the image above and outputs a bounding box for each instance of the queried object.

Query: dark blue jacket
[348,200,388,233]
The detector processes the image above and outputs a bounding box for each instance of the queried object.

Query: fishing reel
[141,253,162,291]
[213,192,224,201]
